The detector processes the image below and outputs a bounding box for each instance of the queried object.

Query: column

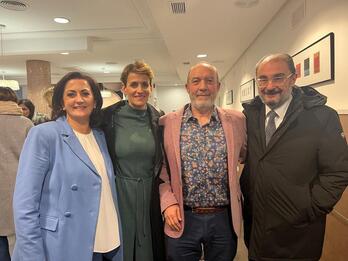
[26,60,51,116]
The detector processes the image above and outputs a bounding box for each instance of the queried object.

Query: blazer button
[71,184,78,191]
[64,211,72,217]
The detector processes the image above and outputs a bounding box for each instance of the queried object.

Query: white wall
[220,0,348,113]
[155,85,190,113]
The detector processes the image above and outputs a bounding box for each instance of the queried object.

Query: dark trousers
[92,247,119,261]
[166,209,237,261]
[0,236,11,261]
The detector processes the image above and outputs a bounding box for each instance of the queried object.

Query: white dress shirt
[265,94,293,129]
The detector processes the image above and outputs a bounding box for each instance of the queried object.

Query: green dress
[114,103,156,261]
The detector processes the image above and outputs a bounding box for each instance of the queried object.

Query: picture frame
[226,89,233,105]
[240,79,255,103]
[292,32,334,86]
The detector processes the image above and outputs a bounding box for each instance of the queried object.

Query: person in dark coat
[241,53,348,261]
[101,61,165,261]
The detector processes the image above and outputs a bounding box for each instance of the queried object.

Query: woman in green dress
[102,61,165,261]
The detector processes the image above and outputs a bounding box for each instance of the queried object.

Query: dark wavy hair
[18,99,35,120]
[0,87,18,103]
[51,72,103,127]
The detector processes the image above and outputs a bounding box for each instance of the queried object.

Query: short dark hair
[18,99,35,120]
[256,53,296,75]
[0,87,18,103]
[51,72,103,127]
[120,61,154,86]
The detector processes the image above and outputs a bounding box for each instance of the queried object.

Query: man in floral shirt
[159,62,247,260]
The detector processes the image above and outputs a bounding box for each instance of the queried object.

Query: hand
[164,204,182,231]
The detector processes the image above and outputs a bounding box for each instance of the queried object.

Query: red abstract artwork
[314,52,320,74]
[296,63,301,78]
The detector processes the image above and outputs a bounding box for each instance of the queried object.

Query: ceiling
[0,0,287,87]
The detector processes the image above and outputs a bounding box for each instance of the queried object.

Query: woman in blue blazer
[13,72,123,261]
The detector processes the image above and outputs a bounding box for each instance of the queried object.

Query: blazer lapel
[218,108,236,172]
[171,108,183,179]
[58,118,99,176]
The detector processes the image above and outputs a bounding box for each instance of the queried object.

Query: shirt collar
[183,104,220,123]
[265,94,293,119]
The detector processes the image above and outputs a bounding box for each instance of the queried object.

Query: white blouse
[74,130,120,253]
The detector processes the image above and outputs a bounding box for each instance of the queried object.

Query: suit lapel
[259,105,267,150]
[263,97,303,154]
[58,118,99,176]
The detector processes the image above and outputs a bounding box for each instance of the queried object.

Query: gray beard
[191,99,215,113]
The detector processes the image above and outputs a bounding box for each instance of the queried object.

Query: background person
[18,98,35,121]
[102,61,165,261]
[0,87,33,261]
[13,72,123,261]
[241,53,348,261]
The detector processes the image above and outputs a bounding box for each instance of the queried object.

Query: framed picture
[226,90,233,105]
[292,32,334,86]
[240,79,255,103]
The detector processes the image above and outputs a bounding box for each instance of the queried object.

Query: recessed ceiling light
[103,71,110,74]
[197,54,207,58]
[54,17,70,24]
[60,52,69,55]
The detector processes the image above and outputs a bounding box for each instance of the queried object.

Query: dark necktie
[265,110,277,145]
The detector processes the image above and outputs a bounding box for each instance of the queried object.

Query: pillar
[26,60,51,116]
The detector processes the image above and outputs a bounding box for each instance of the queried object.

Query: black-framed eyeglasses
[256,74,293,87]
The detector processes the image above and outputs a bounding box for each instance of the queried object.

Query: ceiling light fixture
[54,17,70,24]
[197,54,207,58]
[0,24,19,90]
[60,52,69,55]
[0,0,29,11]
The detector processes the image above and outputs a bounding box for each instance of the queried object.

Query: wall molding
[337,109,348,114]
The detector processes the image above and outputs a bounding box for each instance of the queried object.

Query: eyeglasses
[256,74,293,87]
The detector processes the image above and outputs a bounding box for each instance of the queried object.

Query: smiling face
[122,73,152,110]
[186,64,220,112]
[256,58,296,109]
[62,79,95,126]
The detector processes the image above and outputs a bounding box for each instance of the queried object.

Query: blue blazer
[13,117,123,261]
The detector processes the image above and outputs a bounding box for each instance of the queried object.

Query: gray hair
[187,62,220,83]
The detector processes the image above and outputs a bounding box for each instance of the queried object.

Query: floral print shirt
[180,106,229,208]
